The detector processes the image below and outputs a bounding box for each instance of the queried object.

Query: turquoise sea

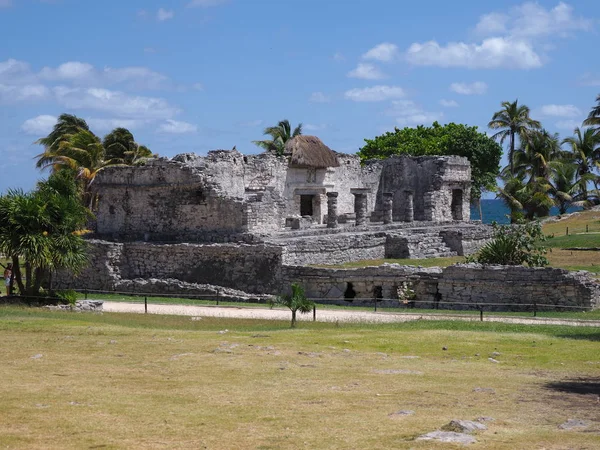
[470,199,582,224]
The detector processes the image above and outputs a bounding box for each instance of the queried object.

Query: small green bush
[467,221,549,267]
[53,289,78,305]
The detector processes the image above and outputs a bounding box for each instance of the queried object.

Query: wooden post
[313,305,316,322]
[144,296,147,314]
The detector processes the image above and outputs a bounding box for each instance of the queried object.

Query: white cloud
[538,104,581,117]
[39,61,95,81]
[344,85,405,102]
[54,87,179,119]
[387,100,442,126]
[39,62,169,90]
[158,119,197,134]
[0,59,36,84]
[362,43,399,62]
[87,118,147,132]
[332,52,345,62]
[408,2,591,71]
[0,83,50,102]
[474,12,508,36]
[475,2,592,39]
[347,63,386,80]
[450,81,488,95]
[406,37,542,69]
[555,119,581,130]
[440,99,459,107]
[21,115,57,135]
[309,92,331,103]
[157,8,174,21]
[192,82,204,91]
[187,0,228,7]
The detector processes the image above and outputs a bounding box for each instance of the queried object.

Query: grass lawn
[0,307,599,449]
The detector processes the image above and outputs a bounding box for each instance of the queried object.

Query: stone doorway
[451,189,463,221]
[300,195,314,217]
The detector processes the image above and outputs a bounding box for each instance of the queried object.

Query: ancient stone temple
[58,136,503,302]
[93,135,472,241]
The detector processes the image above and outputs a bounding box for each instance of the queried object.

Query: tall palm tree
[488,100,541,175]
[253,119,302,156]
[35,114,90,164]
[37,129,112,208]
[102,127,154,165]
[512,129,563,183]
[562,126,600,201]
[550,162,578,215]
[583,94,600,128]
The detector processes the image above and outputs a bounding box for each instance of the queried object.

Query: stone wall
[436,265,600,311]
[55,239,282,295]
[279,232,388,266]
[282,264,600,311]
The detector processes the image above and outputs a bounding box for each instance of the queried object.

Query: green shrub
[467,221,549,267]
[53,289,78,305]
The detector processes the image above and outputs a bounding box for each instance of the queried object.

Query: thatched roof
[285,135,340,169]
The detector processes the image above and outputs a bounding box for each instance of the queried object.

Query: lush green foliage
[358,122,502,200]
[35,114,154,207]
[270,283,314,327]
[467,221,549,267]
[253,119,302,156]
[0,171,89,298]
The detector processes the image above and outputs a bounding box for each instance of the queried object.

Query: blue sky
[1,0,599,194]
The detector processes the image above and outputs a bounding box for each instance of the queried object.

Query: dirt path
[103,301,600,327]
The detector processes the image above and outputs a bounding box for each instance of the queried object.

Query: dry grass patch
[0,308,599,449]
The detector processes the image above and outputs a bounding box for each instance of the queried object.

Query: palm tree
[488,100,541,175]
[562,127,600,201]
[35,114,90,155]
[550,162,578,214]
[36,116,155,207]
[512,129,563,183]
[0,171,89,298]
[583,94,600,128]
[103,127,154,165]
[253,119,302,156]
[37,129,112,208]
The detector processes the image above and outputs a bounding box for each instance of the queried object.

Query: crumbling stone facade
[60,138,600,312]
[93,146,472,241]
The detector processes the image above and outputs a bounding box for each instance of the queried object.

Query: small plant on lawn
[270,283,314,328]
[467,220,549,267]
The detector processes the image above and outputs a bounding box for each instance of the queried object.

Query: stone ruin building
[59,136,600,311]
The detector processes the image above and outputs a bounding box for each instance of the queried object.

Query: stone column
[353,193,368,226]
[326,192,339,228]
[382,192,393,225]
[404,190,414,222]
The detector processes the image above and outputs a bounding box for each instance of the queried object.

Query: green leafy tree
[488,100,541,175]
[269,283,314,328]
[0,171,89,299]
[358,122,502,216]
[253,119,302,156]
[466,221,549,267]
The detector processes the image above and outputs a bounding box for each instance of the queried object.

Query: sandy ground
[103,301,600,327]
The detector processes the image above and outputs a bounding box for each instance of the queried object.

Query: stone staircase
[386,232,458,259]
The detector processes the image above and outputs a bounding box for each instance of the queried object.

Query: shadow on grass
[544,378,600,396]
[557,332,600,342]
